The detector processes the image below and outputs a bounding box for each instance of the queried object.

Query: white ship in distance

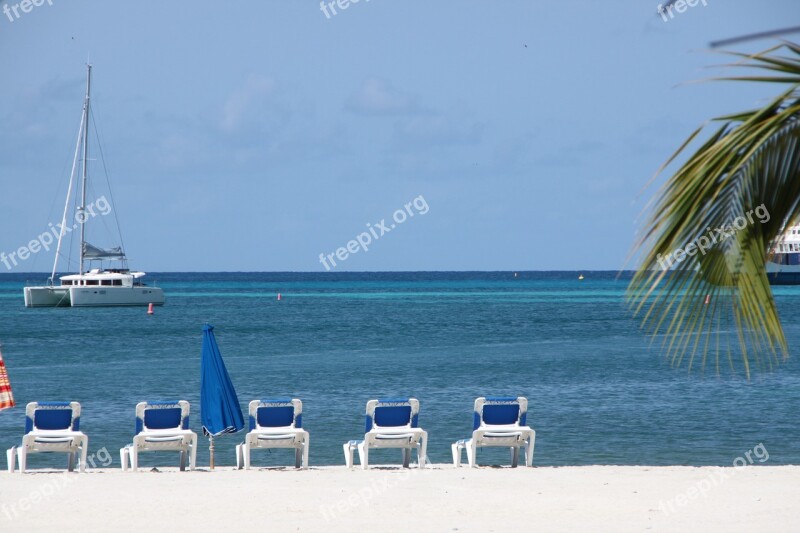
[767,224,800,285]
[24,65,165,308]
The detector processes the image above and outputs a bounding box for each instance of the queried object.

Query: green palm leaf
[629,42,800,378]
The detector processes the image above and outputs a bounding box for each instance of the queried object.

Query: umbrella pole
[209,436,215,470]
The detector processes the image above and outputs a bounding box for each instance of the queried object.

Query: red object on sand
[0,346,15,411]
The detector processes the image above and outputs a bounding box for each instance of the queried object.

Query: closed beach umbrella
[0,344,15,411]
[200,324,244,469]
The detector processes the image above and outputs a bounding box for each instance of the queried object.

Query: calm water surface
[0,272,798,468]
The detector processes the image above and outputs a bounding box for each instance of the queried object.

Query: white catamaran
[23,65,165,308]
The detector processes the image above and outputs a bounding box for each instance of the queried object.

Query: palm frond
[629,42,800,378]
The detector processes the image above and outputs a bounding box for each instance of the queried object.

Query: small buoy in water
[147,303,154,315]
[704,294,710,305]
[277,293,282,301]
[578,274,584,280]
[514,272,518,278]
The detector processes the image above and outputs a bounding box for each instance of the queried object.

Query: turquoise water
[1,272,798,468]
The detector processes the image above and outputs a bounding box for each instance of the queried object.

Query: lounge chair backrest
[473,397,527,430]
[25,401,80,434]
[135,400,190,434]
[365,398,419,432]
[249,399,302,431]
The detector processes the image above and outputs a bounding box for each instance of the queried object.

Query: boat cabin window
[112,279,122,286]
[101,280,112,286]
[85,280,99,286]
[61,280,72,286]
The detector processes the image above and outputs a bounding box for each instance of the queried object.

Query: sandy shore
[1,465,798,532]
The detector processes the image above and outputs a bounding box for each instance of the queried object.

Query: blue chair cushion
[257,406,294,428]
[374,405,412,428]
[482,404,520,426]
[144,407,182,430]
[33,409,73,431]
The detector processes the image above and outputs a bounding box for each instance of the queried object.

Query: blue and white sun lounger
[120,400,198,472]
[236,398,309,469]
[451,396,535,468]
[6,401,89,473]
[343,398,427,470]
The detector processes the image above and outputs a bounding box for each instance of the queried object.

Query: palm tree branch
[629,42,800,377]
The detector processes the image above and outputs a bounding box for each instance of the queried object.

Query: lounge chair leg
[419,433,427,469]
[357,442,368,470]
[17,447,26,474]
[244,442,251,470]
[68,452,75,472]
[467,441,477,468]
[302,435,309,469]
[402,448,411,468]
[130,448,138,472]
[235,444,242,470]
[295,448,302,469]
[179,451,186,471]
[79,438,88,472]
[189,437,197,471]
[120,447,129,472]
[511,447,519,468]
[343,443,352,469]
[451,443,460,467]
[7,447,15,473]
[7,447,16,473]
[526,432,535,467]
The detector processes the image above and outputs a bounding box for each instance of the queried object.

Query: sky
[0,0,798,272]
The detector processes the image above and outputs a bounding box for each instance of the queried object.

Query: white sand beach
[1,465,798,532]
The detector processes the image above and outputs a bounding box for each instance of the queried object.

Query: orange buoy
[277,293,282,301]
[147,303,154,315]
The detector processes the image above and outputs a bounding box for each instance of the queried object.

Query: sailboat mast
[79,64,91,275]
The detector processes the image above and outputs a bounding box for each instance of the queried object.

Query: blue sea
[1,272,798,469]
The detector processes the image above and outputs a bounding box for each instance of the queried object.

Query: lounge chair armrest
[28,429,86,437]
[137,429,196,437]
[366,428,426,436]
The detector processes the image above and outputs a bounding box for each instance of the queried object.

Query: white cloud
[345,78,420,116]
[393,113,484,148]
[220,75,276,133]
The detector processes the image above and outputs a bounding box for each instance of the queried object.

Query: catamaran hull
[23,287,71,307]
[68,286,165,307]
[23,286,164,307]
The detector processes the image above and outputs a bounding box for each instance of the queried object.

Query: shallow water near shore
[1,271,799,468]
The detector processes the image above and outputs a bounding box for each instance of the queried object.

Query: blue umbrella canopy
[200,324,244,437]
